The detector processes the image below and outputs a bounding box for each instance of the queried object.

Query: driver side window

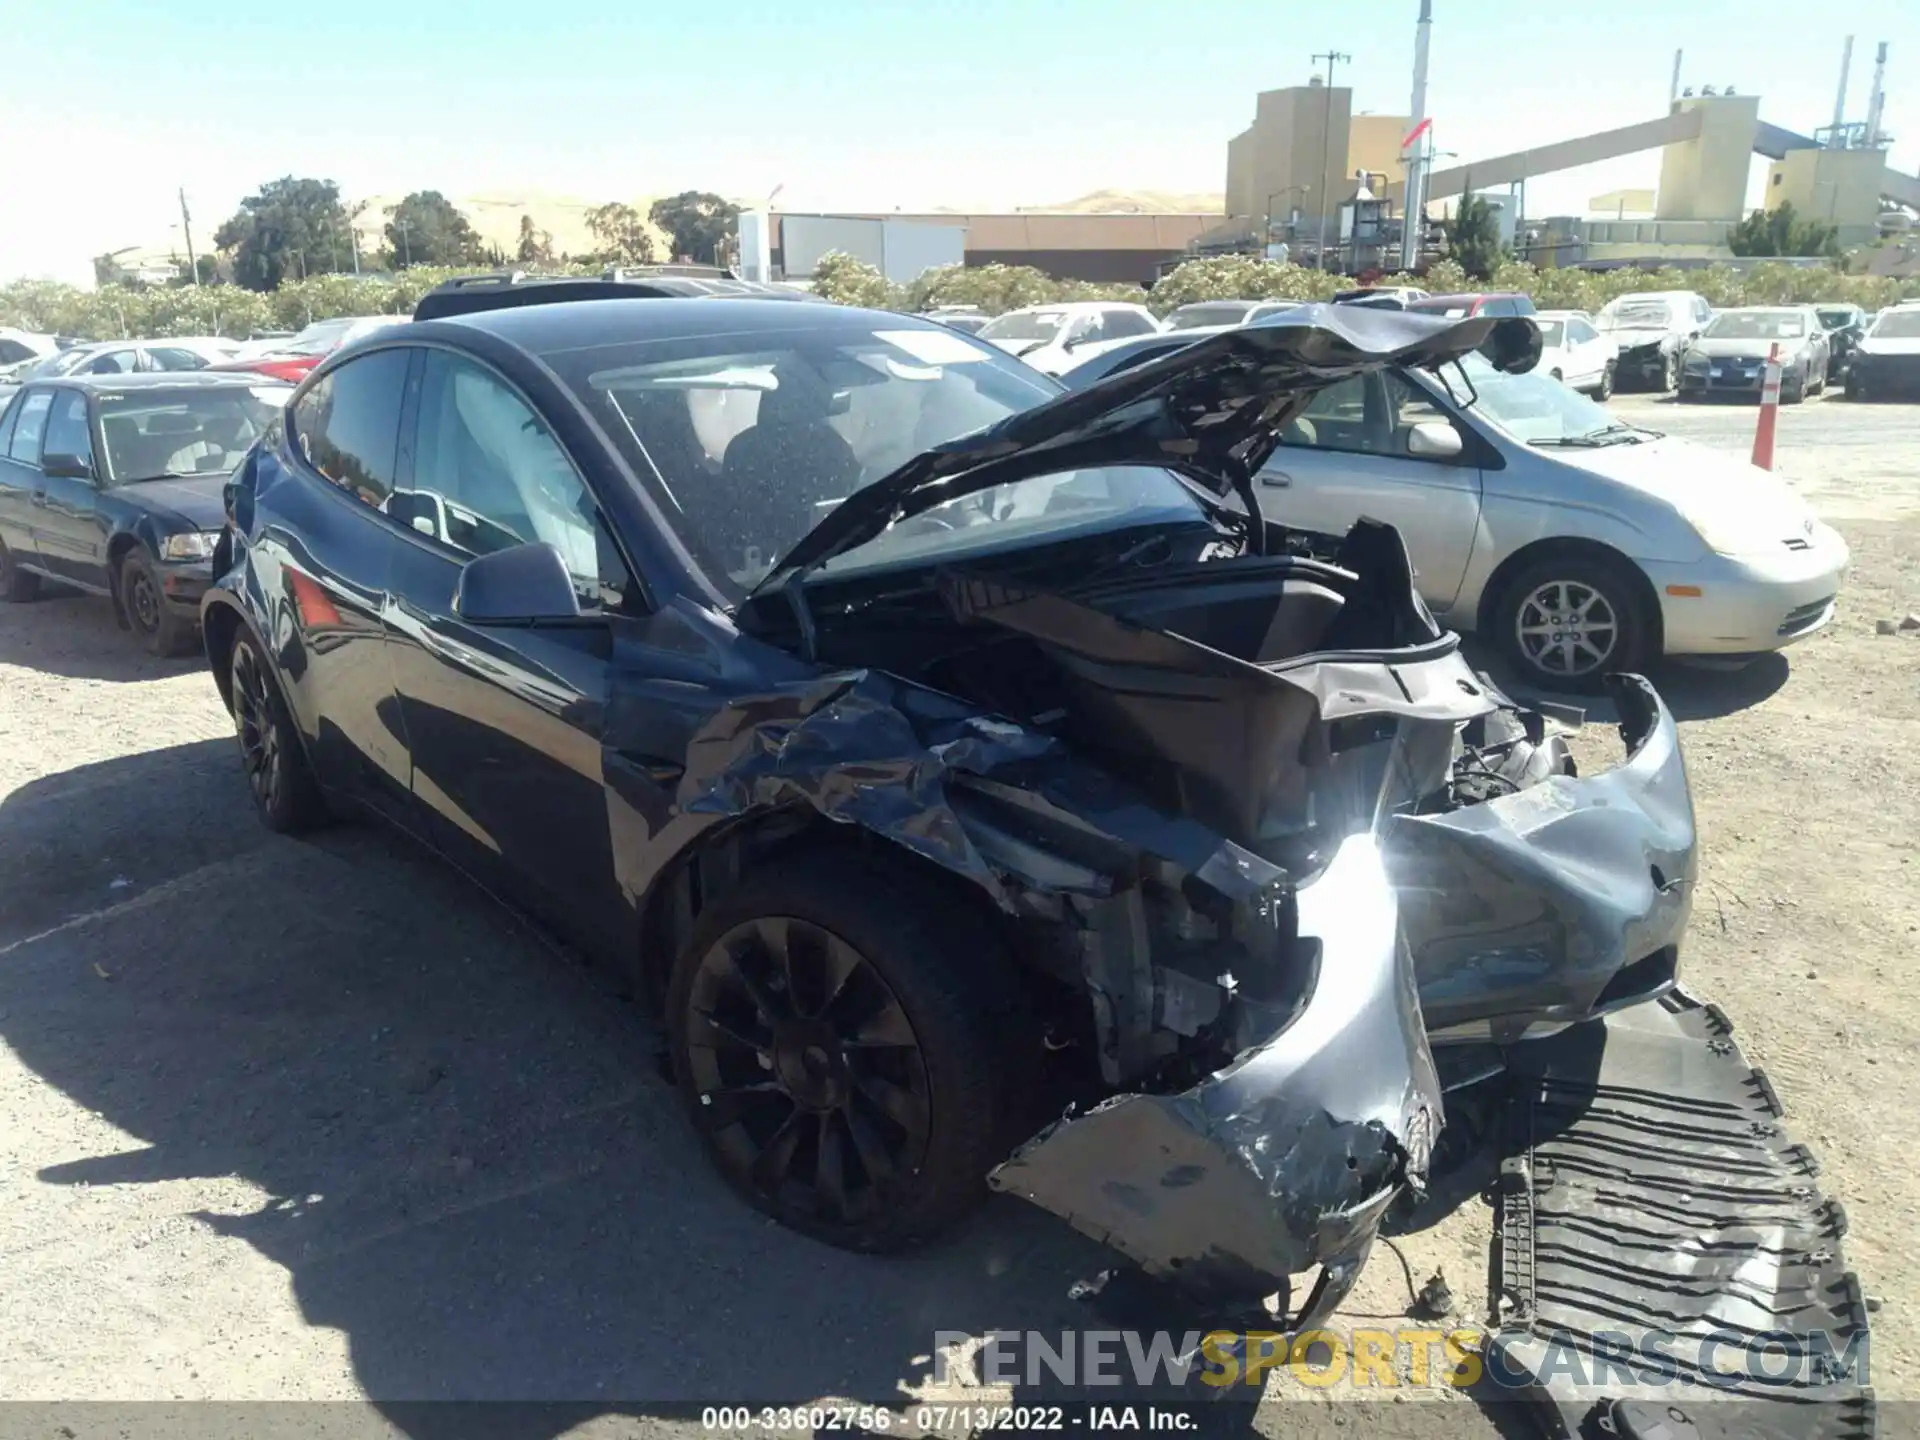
[410,352,631,609]
[42,391,95,474]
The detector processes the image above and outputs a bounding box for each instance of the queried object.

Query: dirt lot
[1,390,1916,1431]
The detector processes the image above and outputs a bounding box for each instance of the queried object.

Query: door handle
[1261,470,1293,488]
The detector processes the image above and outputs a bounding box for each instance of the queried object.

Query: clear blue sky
[3,0,1914,282]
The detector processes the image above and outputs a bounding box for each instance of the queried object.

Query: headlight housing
[159,531,219,562]
[1675,501,1809,559]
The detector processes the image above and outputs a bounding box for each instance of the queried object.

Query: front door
[379,346,635,954]
[1258,370,1485,616]
[31,389,108,590]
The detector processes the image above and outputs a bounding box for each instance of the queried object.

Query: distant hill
[349,193,673,262]
[1022,189,1225,214]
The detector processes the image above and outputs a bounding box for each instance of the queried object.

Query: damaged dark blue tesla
[201,282,1702,1334]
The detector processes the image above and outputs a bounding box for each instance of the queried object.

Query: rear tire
[1496,551,1654,695]
[1660,351,1679,392]
[0,537,40,602]
[667,850,1034,1252]
[1595,362,1615,401]
[228,630,327,833]
[119,549,198,658]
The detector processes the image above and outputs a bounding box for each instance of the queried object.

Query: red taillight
[248,358,317,383]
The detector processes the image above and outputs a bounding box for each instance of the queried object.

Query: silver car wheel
[1515,579,1619,677]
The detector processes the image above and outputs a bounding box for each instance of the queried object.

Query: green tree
[213,177,352,292]
[810,252,902,309]
[1444,194,1505,281]
[648,191,741,264]
[92,252,138,290]
[515,214,555,265]
[585,202,656,266]
[1727,202,1843,260]
[383,191,484,270]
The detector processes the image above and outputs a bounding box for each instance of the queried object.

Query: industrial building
[1209,16,1917,269]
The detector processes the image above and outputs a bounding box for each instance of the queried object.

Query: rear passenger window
[290,349,411,506]
[8,391,52,462]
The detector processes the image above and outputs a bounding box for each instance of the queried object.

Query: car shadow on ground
[0,739,1567,1437]
[1461,639,1790,724]
[0,589,202,683]
[0,739,1238,1433]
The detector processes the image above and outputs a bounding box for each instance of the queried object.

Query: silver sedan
[1255,353,1849,689]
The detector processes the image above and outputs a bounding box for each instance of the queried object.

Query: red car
[211,315,407,384]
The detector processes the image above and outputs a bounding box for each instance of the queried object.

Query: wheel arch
[202,592,246,712]
[1476,535,1665,656]
[630,809,1013,1011]
[105,530,145,623]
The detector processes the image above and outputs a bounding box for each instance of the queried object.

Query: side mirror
[1406,422,1465,460]
[452,542,581,625]
[42,452,93,481]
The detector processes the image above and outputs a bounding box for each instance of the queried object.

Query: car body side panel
[383,533,632,954]
[237,443,417,832]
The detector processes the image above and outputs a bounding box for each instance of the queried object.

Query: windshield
[98,388,287,483]
[1870,310,1920,339]
[977,310,1069,342]
[1599,300,1674,331]
[1444,352,1627,445]
[1704,311,1806,340]
[1816,308,1856,330]
[1166,304,1252,330]
[1534,320,1566,347]
[548,319,1209,601]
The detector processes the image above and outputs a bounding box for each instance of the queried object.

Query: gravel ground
[1,390,1915,1434]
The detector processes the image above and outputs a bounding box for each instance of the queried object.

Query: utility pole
[178,187,200,286]
[1313,49,1352,270]
[397,219,412,269]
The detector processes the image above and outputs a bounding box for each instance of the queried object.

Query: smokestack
[1831,36,1854,139]
[1865,42,1889,147]
[1670,49,1682,107]
[1399,0,1433,270]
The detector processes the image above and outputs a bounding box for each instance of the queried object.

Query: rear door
[1259,369,1485,615]
[262,346,420,830]
[0,388,54,568]
[379,345,635,952]
[30,388,109,589]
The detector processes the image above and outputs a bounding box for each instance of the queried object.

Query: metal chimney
[1399,0,1433,271]
[1670,49,1682,108]
[1865,42,1889,146]
[1831,36,1854,140]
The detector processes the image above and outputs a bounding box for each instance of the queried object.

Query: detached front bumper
[1388,674,1697,1045]
[989,833,1441,1325]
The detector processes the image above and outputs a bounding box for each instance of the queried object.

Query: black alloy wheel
[119,549,196,657]
[668,854,1031,1251]
[229,631,326,833]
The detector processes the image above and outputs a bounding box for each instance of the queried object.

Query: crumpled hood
[1535,434,1816,533]
[120,474,230,530]
[757,304,1540,589]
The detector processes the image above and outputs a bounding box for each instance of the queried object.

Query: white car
[976,302,1161,376]
[0,327,59,377]
[1532,310,1619,399]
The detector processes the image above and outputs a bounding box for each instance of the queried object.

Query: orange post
[1751,342,1781,471]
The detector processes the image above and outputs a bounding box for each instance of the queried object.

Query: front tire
[1595,362,1615,401]
[1497,552,1654,694]
[119,549,198,657]
[1782,370,1806,405]
[667,851,1033,1252]
[1660,350,1680,392]
[0,536,39,602]
[229,630,327,833]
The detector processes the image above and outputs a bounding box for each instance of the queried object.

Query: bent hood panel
[760,305,1538,585]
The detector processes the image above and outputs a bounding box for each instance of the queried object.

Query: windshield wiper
[1531,423,1646,450]
[123,471,202,483]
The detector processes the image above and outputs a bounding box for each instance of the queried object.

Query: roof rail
[410,269,819,322]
